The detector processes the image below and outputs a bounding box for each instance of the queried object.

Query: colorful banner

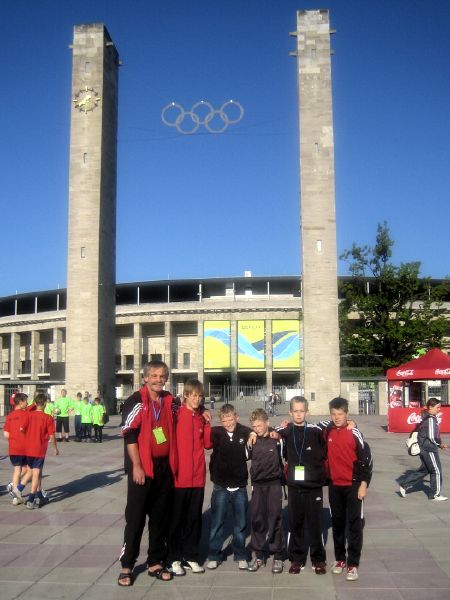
[238,321,265,369]
[272,320,301,369]
[203,321,230,369]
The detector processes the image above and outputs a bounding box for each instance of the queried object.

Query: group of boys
[46,389,106,443]
[118,359,372,587]
[4,391,58,509]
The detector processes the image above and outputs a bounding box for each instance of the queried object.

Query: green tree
[339,222,449,373]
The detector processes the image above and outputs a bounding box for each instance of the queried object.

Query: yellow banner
[204,321,230,369]
[238,321,265,369]
[272,320,301,369]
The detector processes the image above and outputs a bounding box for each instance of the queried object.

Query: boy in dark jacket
[326,397,372,582]
[399,397,448,501]
[247,408,285,574]
[278,396,327,575]
[206,403,256,570]
[167,379,212,576]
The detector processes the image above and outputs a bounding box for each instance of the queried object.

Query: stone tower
[294,10,340,411]
[65,24,119,410]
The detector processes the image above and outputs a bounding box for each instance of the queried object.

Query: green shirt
[92,404,106,426]
[80,402,93,424]
[44,402,55,417]
[55,396,73,417]
[71,399,82,416]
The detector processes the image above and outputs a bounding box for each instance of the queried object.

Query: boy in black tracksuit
[399,397,448,500]
[277,396,327,575]
[247,408,285,573]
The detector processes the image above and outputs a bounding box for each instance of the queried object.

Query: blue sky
[1,0,449,297]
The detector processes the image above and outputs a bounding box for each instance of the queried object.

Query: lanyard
[292,422,307,465]
[151,397,162,423]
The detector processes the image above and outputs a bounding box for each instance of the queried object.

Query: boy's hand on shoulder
[247,431,257,447]
[357,481,368,500]
[279,419,289,429]
[347,420,357,430]
[269,430,280,440]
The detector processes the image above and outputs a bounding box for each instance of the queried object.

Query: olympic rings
[161,100,244,134]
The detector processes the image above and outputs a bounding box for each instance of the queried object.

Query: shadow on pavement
[43,468,125,503]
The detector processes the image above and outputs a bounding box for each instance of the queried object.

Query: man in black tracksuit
[278,397,327,574]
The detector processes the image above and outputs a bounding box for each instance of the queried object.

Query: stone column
[10,333,20,379]
[295,10,340,413]
[378,381,388,416]
[133,322,142,388]
[52,328,63,363]
[65,24,119,410]
[164,321,172,390]
[31,330,40,379]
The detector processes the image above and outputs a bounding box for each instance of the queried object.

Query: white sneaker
[206,560,219,570]
[181,560,205,573]
[238,560,249,570]
[12,486,23,500]
[431,495,448,502]
[170,561,186,576]
[247,558,264,572]
[7,482,14,497]
[399,485,406,498]
[331,560,346,574]
[272,559,283,574]
[346,566,359,581]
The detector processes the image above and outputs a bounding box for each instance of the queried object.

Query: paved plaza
[1,401,450,600]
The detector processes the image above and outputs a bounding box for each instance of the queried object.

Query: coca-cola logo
[397,369,414,377]
[390,400,402,408]
[407,412,422,425]
[406,412,442,425]
[435,368,450,376]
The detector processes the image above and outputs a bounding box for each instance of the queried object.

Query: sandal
[118,571,133,587]
[148,565,173,581]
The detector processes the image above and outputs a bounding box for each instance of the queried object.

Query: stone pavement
[1,401,450,600]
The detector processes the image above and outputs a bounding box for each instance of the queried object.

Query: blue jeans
[208,485,248,561]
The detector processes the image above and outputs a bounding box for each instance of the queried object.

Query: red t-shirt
[149,399,170,458]
[25,410,55,458]
[4,409,29,455]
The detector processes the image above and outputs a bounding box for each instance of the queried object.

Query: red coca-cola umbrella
[386,348,450,381]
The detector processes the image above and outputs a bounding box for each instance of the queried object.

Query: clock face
[73,86,101,113]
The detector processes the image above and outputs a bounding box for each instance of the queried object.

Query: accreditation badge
[152,427,167,444]
[294,465,305,481]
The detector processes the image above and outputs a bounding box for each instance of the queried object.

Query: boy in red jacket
[168,379,212,576]
[326,397,372,582]
[4,392,29,504]
[22,392,59,509]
